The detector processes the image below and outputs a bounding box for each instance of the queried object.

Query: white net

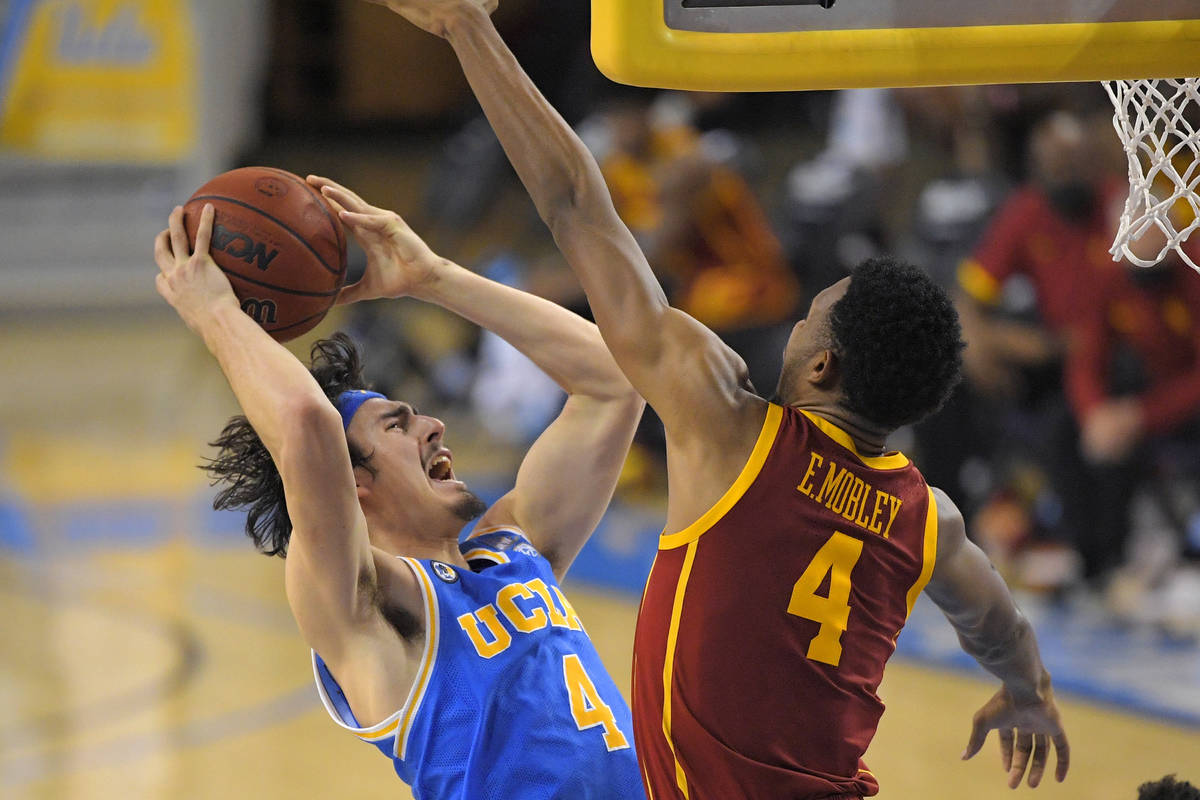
[1105,78,1200,272]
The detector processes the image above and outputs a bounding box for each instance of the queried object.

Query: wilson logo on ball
[241,297,278,324]
[213,223,279,272]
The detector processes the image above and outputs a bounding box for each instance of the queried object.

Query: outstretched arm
[923,487,1069,789]
[154,205,388,667]
[365,0,760,440]
[309,177,644,579]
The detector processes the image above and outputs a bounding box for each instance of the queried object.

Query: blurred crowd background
[3,0,1200,635]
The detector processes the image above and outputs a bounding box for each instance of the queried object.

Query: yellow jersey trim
[309,558,440,756]
[467,523,527,541]
[958,259,1002,305]
[904,488,940,620]
[659,403,783,549]
[799,410,910,470]
[463,547,510,565]
[662,540,699,799]
[394,557,440,759]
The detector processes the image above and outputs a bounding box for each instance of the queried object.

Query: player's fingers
[338,209,390,232]
[314,178,368,210]
[1008,732,1034,789]
[168,205,190,260]
[1053,734,1070,782]
[193,203,215,256]
[962,717,989,760]
[154,230,174,273]
[998,728,1015,772]
[1026,734,1048,788]
[319,184,363,215]
[155,271,170,300]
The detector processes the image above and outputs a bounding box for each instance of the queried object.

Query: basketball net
[1105,78,1200,272]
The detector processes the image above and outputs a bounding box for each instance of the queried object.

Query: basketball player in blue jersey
[153,186,645,796]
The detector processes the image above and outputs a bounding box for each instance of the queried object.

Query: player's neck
[787,399,891,457]
[368,518,469,568]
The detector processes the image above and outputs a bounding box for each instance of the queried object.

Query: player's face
[347,398,481,526]
[786,276,850,358]
[777,276,851,398]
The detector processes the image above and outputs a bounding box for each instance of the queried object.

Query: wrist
[199,298,254,351]
[442,1,491,43]
[408,257,462,304]
[1007,669,1053,707]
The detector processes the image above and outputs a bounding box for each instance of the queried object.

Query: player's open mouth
[427,453,454,482]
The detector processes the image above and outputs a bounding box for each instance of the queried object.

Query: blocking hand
[362,0,497,38]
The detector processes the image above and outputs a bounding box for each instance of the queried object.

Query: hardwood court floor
[1,315,1198,799]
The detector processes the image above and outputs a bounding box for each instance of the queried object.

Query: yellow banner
[0,0,196,162]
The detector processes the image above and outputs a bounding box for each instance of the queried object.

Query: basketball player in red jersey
[371,0,1071,796]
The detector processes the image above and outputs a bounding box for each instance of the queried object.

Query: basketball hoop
[1105,78,1200,272]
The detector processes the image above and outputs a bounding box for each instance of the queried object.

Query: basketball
[183,167,348,342]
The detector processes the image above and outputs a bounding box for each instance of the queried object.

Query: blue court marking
[894,594,1200,729]
[0,493,34,553]
[58,499,169,545]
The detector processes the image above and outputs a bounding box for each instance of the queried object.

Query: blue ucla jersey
[312,527,644,799]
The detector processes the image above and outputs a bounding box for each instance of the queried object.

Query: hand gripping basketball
[306,175,445,305]
[154,204,241,336]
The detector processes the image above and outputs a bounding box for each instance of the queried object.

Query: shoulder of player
[668,389,770,454]
[462,525,544,562]
[928,485,968,560]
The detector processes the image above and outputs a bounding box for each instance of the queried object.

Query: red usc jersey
[632,404,938,800]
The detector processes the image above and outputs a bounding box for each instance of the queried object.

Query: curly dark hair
[203,333,374,557]
[828,256,964,430]
[1139,776,1200,800]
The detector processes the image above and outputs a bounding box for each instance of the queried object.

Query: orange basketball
[183,167,348,342]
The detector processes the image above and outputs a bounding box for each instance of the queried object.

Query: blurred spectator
[954,110,1126,591]
[1139,775,1200,800]
[1066,227,1200,631]
[470,252,566,445]
[584,92,800,394]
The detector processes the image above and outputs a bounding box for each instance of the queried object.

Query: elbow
[607,382,646,415]
[541,168,612,235]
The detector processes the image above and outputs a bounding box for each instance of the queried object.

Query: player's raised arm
[154,204,381,664]
[366,0,760,436]
[921,487,1070,789]
[308,176,644,578]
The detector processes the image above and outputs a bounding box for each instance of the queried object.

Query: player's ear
[352,464,374,499]
[808,348,839,387]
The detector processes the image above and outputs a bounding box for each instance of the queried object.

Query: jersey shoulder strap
[461,525,544,570]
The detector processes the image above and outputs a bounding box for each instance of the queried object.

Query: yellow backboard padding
[591,0,1200,91]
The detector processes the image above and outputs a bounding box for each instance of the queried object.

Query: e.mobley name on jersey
[796,451,903,539]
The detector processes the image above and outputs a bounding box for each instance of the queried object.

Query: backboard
[591,0,1200,91]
